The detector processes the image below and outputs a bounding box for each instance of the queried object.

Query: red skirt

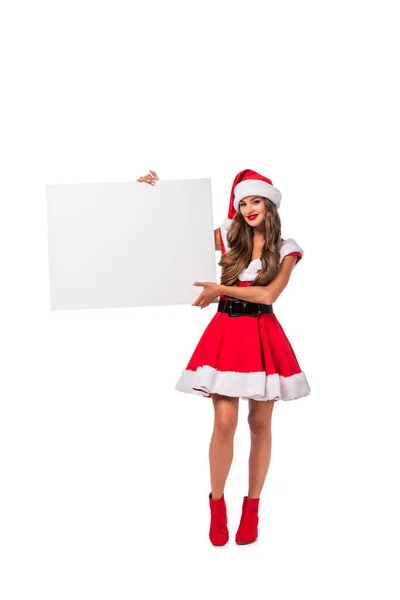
[175,285,311,402]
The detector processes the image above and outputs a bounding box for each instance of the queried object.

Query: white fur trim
[219,234,303,279]
[238,259,261,281]
[219,218,233,253]
[280,238,303,269]
[234,180,282,210]
[222,218,233,230]
[175,365,311,401]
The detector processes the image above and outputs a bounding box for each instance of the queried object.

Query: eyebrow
[239,196,259,202]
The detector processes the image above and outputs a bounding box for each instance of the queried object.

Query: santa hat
[228,169,282,220]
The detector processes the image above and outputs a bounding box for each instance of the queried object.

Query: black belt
[218,298,273,317]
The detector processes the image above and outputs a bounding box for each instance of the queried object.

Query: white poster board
[46,178,217,310]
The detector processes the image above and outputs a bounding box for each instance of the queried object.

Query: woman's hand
[192,282,219,309]
[136,170,159,185]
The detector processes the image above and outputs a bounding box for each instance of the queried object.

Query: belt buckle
[228,299,244,317]
[247,303,259,317]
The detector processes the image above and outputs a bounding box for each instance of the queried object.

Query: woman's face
[238,196,266,227]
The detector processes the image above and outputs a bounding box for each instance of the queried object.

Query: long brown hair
[219,197,282,287]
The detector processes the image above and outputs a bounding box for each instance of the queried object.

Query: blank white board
[46,178,217,310]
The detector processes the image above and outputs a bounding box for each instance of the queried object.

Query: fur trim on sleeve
[280,239,304,268]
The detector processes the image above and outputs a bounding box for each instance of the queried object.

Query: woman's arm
[214,228,221,251]
[221,255,298,304]
[220,285,267,303]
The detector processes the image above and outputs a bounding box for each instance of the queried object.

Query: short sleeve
[286,251,302,264]
[280,239,304,268]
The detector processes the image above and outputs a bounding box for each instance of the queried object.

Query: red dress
[175,219,311,402]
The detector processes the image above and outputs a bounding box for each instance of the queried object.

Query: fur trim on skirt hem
[175,365,311,401]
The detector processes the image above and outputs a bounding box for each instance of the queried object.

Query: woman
[137,168,311,547]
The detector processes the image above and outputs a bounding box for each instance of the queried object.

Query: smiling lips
[247,214,258,220]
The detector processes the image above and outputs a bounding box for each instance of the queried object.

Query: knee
[247,415,270,437]
[214,418,237,439]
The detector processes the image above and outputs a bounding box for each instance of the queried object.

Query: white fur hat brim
[233,179,281,210]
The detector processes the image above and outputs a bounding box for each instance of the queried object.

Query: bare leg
[209,393,239,500]
[247,399,276,498]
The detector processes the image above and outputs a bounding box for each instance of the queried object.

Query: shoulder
[280,238,304,267]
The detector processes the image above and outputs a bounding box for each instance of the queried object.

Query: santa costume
[175,169,311,402]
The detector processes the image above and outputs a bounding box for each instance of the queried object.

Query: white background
[1,1,399,599]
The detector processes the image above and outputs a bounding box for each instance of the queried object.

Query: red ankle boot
[209,492,229,546]
[235,496,260,545]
